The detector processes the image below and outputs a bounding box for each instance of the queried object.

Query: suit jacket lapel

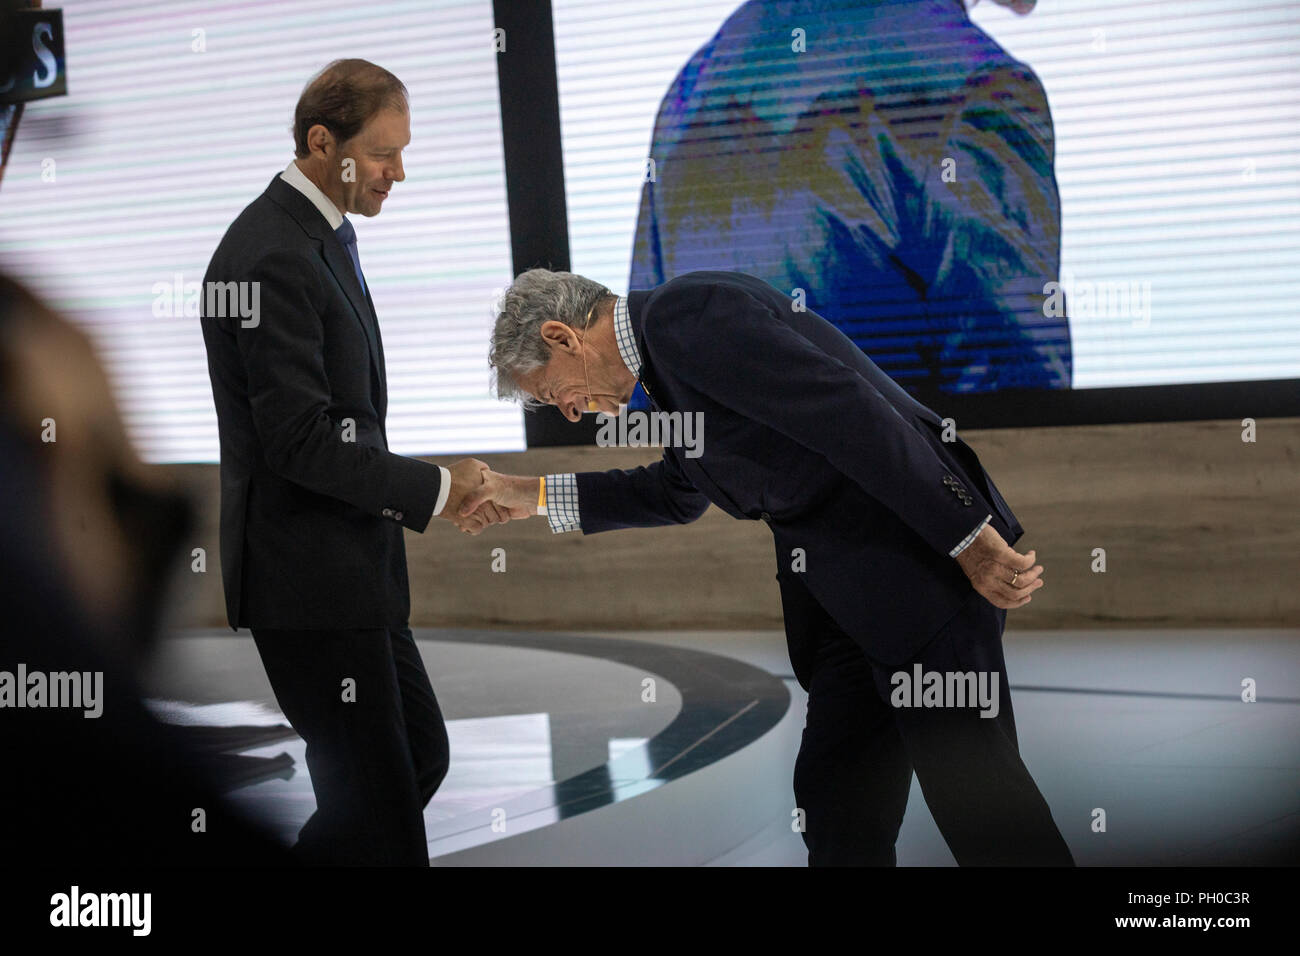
[625,288,749,519]
[265,176,385,403]
[626,290,652,383]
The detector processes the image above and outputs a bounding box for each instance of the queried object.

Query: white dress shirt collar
[612,295,642,378]
[280,160,345,231]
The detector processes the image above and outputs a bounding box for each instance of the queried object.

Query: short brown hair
[292,58,408,158]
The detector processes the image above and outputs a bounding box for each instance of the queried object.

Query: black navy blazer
[574,270,1024,665]
[200,173,442,630]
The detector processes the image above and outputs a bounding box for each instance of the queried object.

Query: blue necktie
[334,217,367,297]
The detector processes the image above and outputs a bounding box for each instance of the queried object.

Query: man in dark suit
[627,0,1070,402]
[199,59,513,865]
[467,267,1074,865]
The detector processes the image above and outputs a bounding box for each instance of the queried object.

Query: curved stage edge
[148,626,1300,866]
[419,631,794,865]
[150,629,800,866]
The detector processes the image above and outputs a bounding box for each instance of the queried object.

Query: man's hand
[441,458,514,535]
[953,524,1044,610]
[458,471,540,520]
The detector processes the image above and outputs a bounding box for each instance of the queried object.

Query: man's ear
[307,123,336,159]
[540,320,577,353]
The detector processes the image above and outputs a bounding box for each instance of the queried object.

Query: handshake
[440,458,542,534]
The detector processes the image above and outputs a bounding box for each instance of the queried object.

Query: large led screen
[554,0,1300,399]
[0,0,525,462]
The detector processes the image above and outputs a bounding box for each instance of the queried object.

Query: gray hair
[489,268,613,408]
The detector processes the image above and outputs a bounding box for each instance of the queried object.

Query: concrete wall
[164,416,1299,632]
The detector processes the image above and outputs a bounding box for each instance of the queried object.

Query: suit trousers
[778,571,1075,866]
[249,625,450,865]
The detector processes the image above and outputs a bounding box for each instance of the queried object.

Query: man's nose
[391,157,405,182]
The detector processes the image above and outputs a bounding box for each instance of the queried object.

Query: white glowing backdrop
[0,0,525,462]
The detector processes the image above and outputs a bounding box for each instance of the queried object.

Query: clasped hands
[440,458,540,535]
[953,523,1045,610]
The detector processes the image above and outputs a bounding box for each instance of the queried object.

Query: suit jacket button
[760,512,771,522]
[382,508,393,517]
[394,511,403,521]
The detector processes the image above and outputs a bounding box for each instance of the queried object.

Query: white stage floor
[143,626,1300,866]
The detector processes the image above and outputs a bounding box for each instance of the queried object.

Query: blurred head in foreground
[0,272,194,670]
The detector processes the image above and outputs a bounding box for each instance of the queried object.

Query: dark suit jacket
[629,0,1070,397]
[575,270,1023,666]
[200,174,442,630]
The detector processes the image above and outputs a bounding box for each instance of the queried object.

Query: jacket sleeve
[229,248,443,532]
[643,282,996,557]
[574,447,711,534]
